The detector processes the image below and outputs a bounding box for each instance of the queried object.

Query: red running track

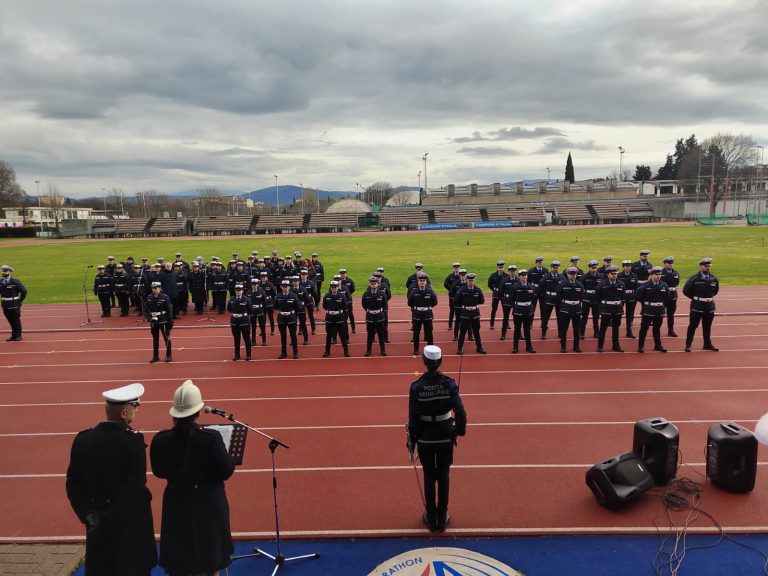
[1,286,767,542]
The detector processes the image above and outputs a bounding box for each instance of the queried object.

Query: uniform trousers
[639,314,663,349]
[418,442,453,523]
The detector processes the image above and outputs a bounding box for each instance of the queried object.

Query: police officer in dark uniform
[580,260,601,338]
[275,279,301,359]
[408,272,437,356]
[66,383,157,576]
[322,280,350,357]
[618,259,639,338]
[260,270,277,335]
[150,380,235,576]
[538,261,563,339]
[454,273,486,355]
[407,345,466,532]
[556,267,584,353]
[661,256,681,337]
[510,269,536,353]
[144,281,174,363]
[636,266,670,353]
[487,260,507,330]
[1,265,27,341]
[683,257,720,352]
[362,275,389,356]
[596,266,626,353]
[227,284,252,361]
[444,263,461,330]
[527,257,547,316]
[248,278,268,346]
[94,265,114,317]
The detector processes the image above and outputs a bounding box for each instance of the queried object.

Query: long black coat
[66,421,157,576]
[150,422,236,574]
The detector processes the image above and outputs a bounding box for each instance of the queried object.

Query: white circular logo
[367,547,522,576]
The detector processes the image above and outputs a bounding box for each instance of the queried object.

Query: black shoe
[436,512,450,532]
[526,347,537,354]
[704,344,719,352]
[422,512,437,532]
[477,348,487,354]
[278,353,287,359]
[654,346,667,353]
[612,347,624,353]
[668,331,678,337]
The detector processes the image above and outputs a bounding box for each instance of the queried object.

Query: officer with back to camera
[1,264,27,341]
[144,281,174,363]
[407,345,467,533]
[683,257,720,352]
[66,383,157,576]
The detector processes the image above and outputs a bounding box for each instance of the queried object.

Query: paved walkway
[0,544,83,576]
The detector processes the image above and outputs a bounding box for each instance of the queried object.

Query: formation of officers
[87,248,721,359]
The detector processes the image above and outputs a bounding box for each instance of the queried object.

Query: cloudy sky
[1,0,766,198]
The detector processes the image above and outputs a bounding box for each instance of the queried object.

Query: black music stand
[80,266,102,327]
[208,410,319,575]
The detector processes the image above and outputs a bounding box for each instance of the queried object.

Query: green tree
[565,152,575,183]
[633,165,652,180]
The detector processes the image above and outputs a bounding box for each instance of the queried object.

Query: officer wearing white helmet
[151,380,235,575]
[407,346,467,532]
[66,383,157,575]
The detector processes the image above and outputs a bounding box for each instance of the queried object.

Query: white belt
[603,300,622,305]
[279,311,294,315]
[585,290,595,294]
[1,297,19,301]
[367,309,383,314]
[694,297,714,302]
[515,301,532,306]
[648,302,664,307]
[231,313,247,318]
[564,300,581,305]
[413,307,431,311]
[420,411,452,422]
[463,306,478,310]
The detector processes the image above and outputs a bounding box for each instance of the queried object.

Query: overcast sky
[2,0,766,198]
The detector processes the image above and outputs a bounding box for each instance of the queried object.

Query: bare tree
[363,182,393,207]
[0,161,25,207]
[196,186,224,216]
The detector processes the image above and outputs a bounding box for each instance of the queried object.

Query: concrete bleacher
[432,207,482,224]
[379,208,430,230]
[253,214,305,233]
[307,213,358,231]
[484,206,545,225]
[554,205,593,224]
[193,216,254,235]
[147,218,187,236]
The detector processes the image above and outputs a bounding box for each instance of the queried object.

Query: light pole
[618,147,625,181]
[423,152,429,192]
[35,180,42,233]
[274,175,279,214]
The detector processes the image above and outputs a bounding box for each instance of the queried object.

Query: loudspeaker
[586,451,655,508]
[633,417,679,486]
[706,422,757,493]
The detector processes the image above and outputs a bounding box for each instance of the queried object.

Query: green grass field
[1,225,766,304]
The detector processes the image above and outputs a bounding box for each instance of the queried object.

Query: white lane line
[2,364,768,387]
[4,386,768,409]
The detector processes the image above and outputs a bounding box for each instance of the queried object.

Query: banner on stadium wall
[419,223,459,230]
[474,220,517,228]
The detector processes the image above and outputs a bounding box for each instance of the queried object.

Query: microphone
[204,406,227,416]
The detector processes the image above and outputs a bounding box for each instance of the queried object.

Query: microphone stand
[80,266,102,326]
[197,267,216,322]
[208,409,319,575]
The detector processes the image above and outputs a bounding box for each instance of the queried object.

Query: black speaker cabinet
[586,451,655,508]
[706,422,757,493]
[633,417,679,486]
